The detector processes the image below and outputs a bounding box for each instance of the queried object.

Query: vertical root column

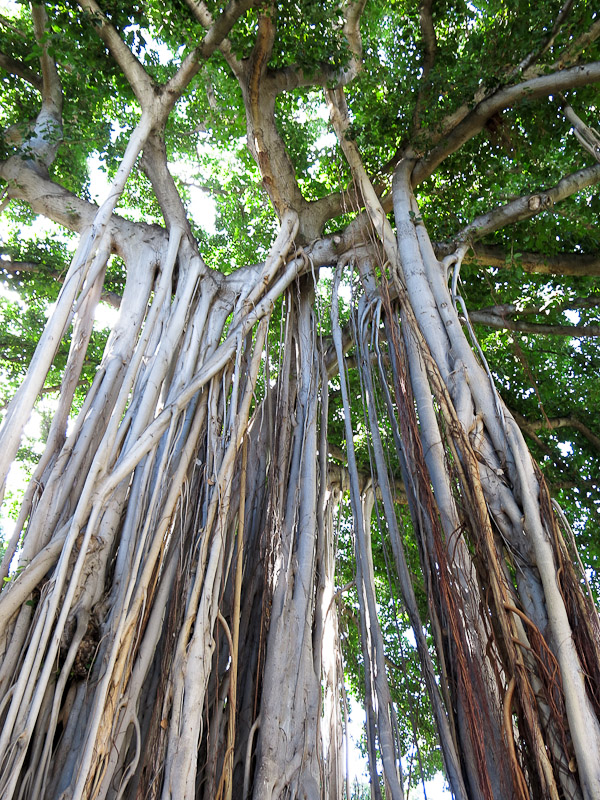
[391,159,600,799]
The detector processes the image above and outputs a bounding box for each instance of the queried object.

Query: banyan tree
[1,1,600,798]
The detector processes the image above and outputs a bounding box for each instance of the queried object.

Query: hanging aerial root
[377,276,503,799]
[385,275,578,796]
[502,677,529,800]
[217,436,248,800]
[421,352,565,797]
[160,317,268,800]
[353,261,469,800]
[331,265,404,800]
[539,474,600,718]
[0,110,156,500]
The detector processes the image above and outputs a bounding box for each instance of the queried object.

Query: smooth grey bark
[2,3,600,800]
[390,156,600,799]
[253,282,343,800]
[332,269,405,800]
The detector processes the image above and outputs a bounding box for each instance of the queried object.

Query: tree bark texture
[1,3,600,800]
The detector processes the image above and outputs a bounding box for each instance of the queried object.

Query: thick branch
[140,133,195,234]
[267,0,367,93]
[0,258,121,308]
[182,1,213,30]
[0,150,346,282]
[468,311,599,338]
[513,411,600,455]
[245,13,294,215]
[0,258,64,282]
[230,0,366,231]
[455,244,600,277]
[411,0,436,133]
[527,17,600,77]
[0,52,42,89]
[5,4,65,172]
[267,63,354,94]
[548,417,600,454]
[77,0,155,106]
[31,4,62,118]
[343,0,367,54]
[198,0,257,59]
[165,0,257,101]
[341,0,367,76]
[0,156,164,261]
[326,86,400,271]
[273,0,367,94]
[562,102,600,162]
[79,0,256,125]
[453,162,600,243]
[181,2,350,235]
[239,9,323,235]
[407,6,591,160]
[182,0,245,78]
[0,12,26,35]
[412,62,600,186]
[473,297,600,318]
[0,381,91,412]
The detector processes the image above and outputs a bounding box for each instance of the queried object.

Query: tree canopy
[0,1,599,799]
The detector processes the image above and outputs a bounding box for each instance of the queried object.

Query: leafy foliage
[1,0,600,796]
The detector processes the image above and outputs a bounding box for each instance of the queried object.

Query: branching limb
[472,295,600,318]
[0,12,27,35]
[412,62,600,186]
[562,101,600,161]
[384,55,600,177]
[468,310,600,337]
[0,153,333,277]
[78,0,254,119]
[140,133,196,235]
[0,258,64,282]
[513,411,600,456]
[246,9,276,147]
[452,162,600,243]
[508,0,575,79]
[343,0,368,56]
[76,0,155,106]
[182,0,246,78]
[439,243,600,277]
[197,0,257,59]
[0,381,89,412]
[472,297,600,318]
[326,86,401,274]
[0,257,122,308]
[31,4,62,118]
[164,0,257,102]
[267,0,367,93]
[236,8,318,233]
[524,16,600,77]
[0,52,42,89]
[342,0,368,77]
[411,0,436,133]
[183,3,350,235]
[0,156,164,255]
[181,1,214,31]
[4,4,64,171]
[267,63,352,93]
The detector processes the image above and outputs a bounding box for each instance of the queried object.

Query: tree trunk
[2,4,600,798]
